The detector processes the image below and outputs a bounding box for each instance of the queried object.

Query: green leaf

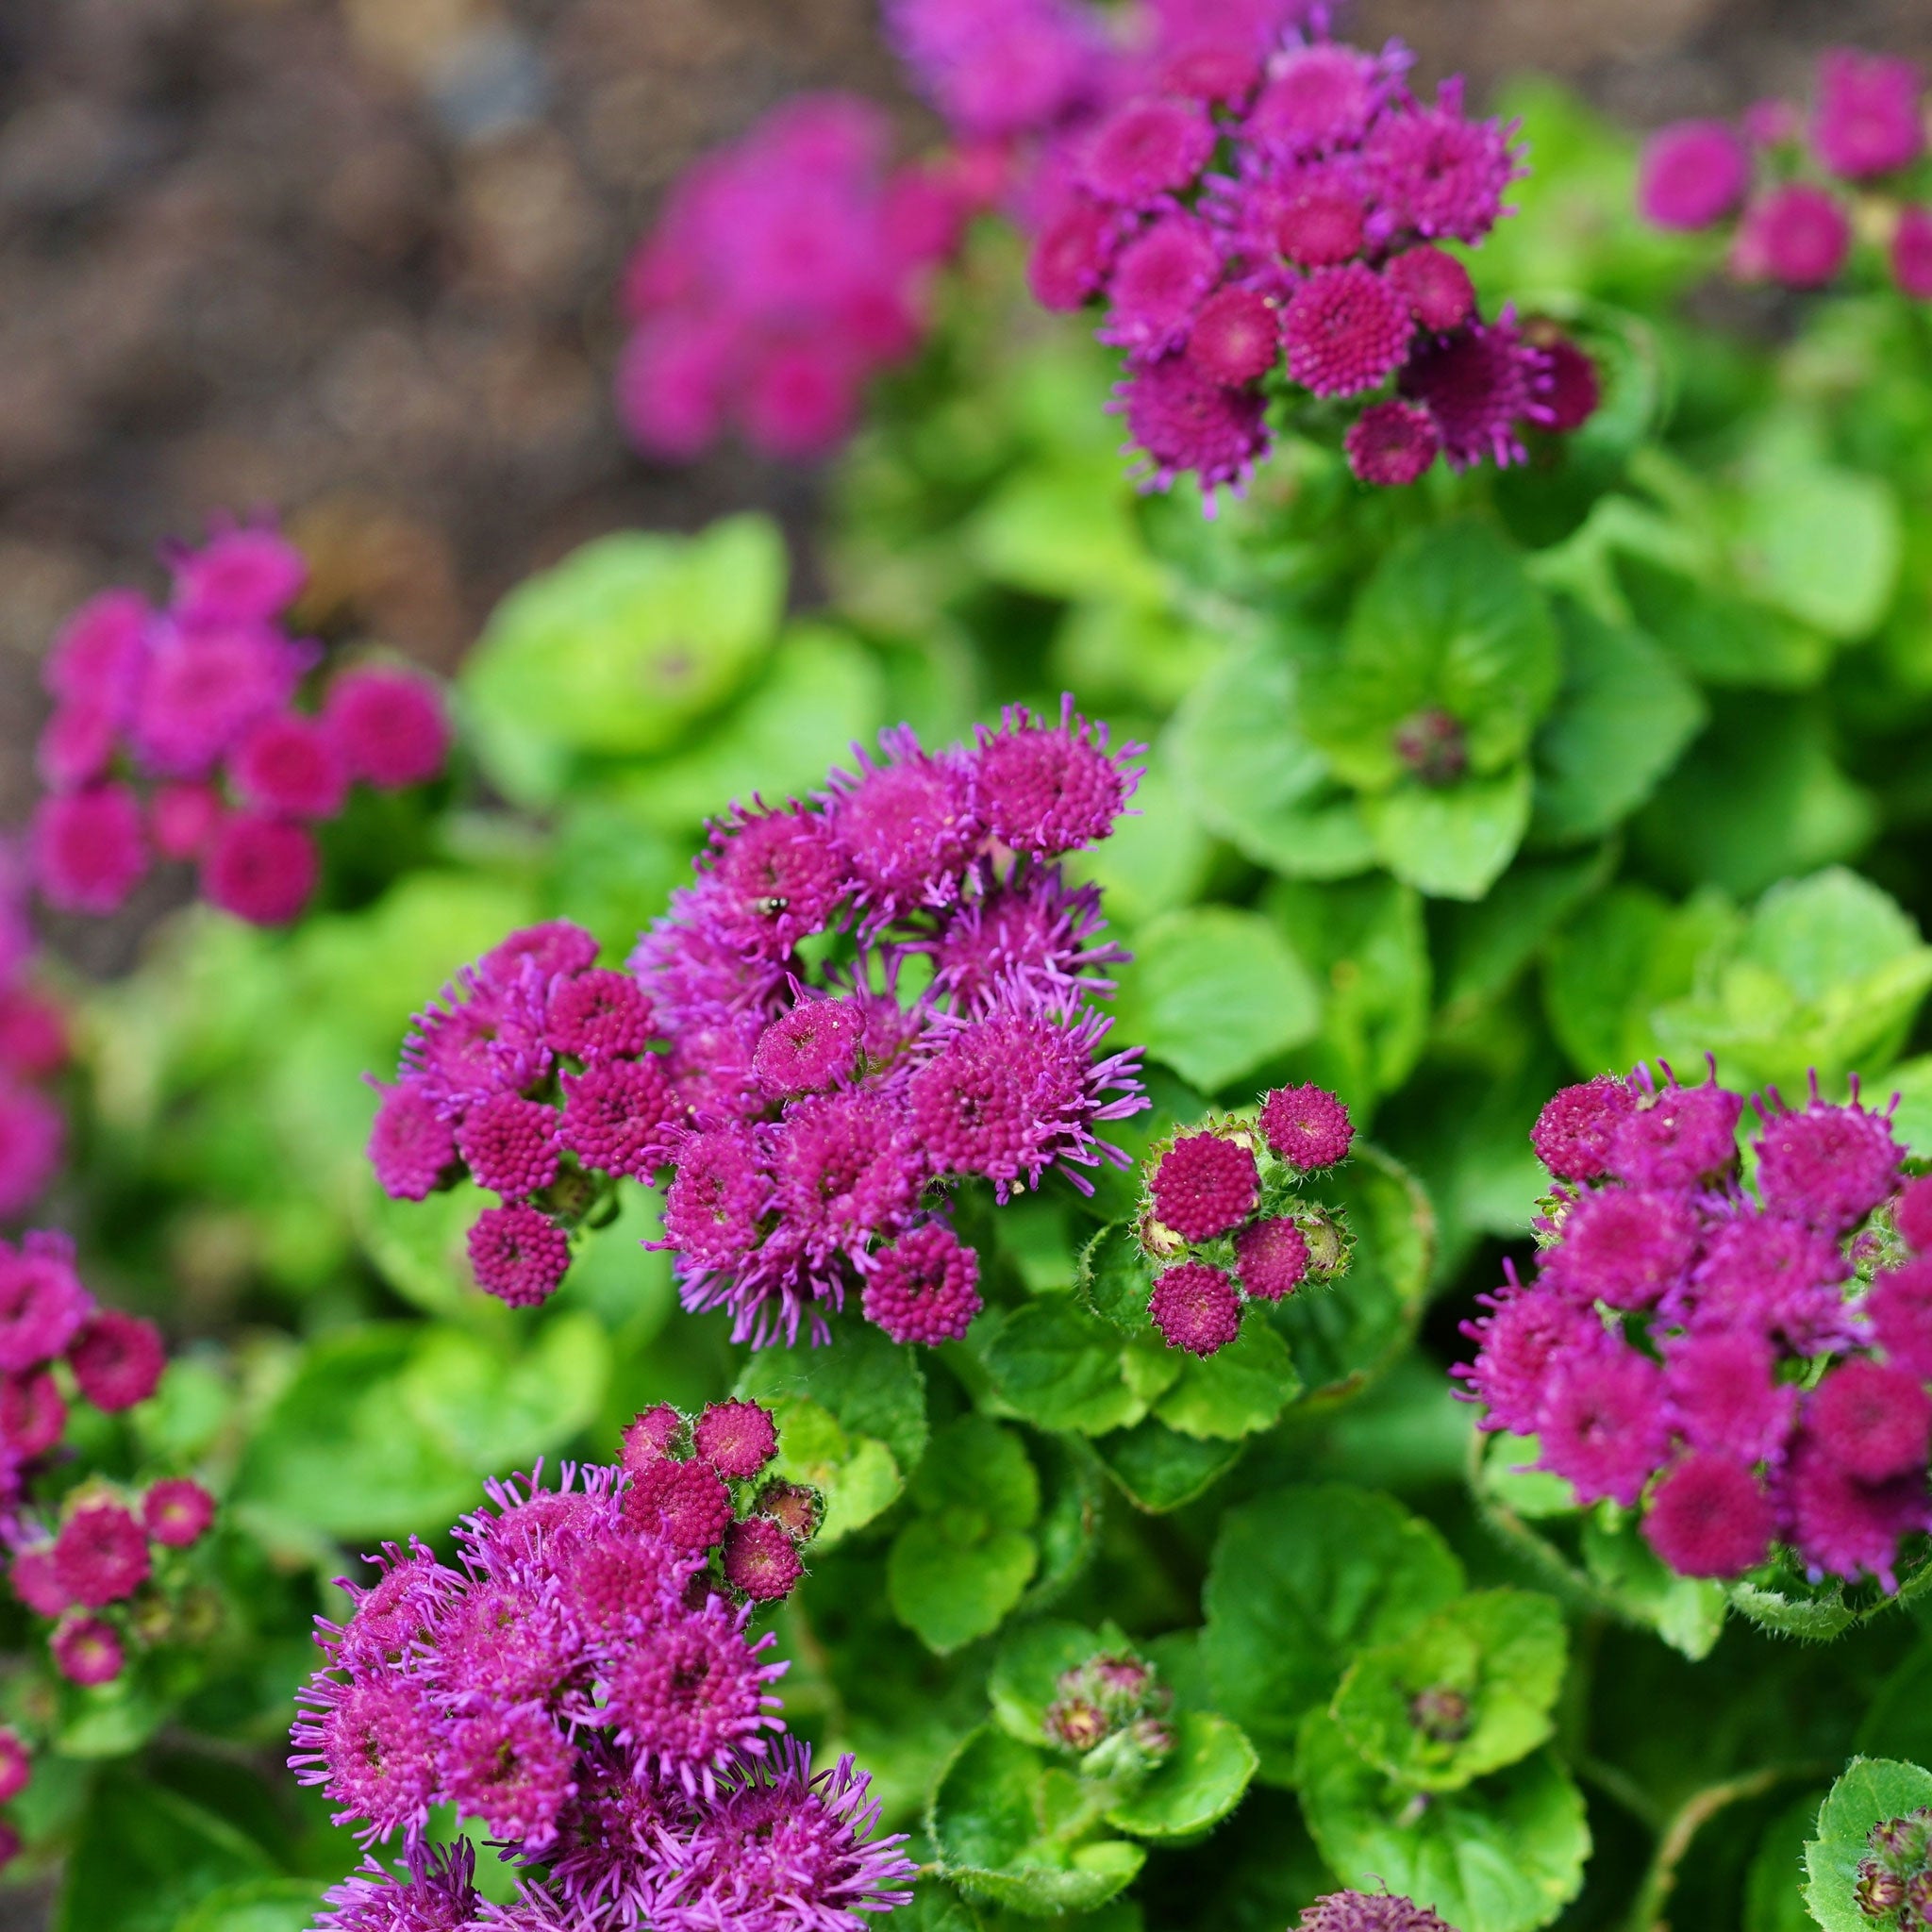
[1728,1578,1857,1644]
[930,1727,1147,1917]
[1735,464,1901,641]
[174,1881,323,1932]
[1265,875,1431,1118]
[1531,599,1706,843]
[1272,1144,1433,1405]
[462,515,784,806]
[966,460,1166,606]
[1111,907,1321,1092]
[1749,1792,1831,1932]
[1611,548,1832,690]
[1651,867,1932,1094]
[1202,1484,1465,1783]
[1887,1057,1932,1159]
[982,1301,1147,1437]
[1166,641,1375,879]
[1435,846,1613,1024]
[1304,522,1561,791]
[57,1771,276,1932]
[1078,1224,1155,1339]
[1804,1758,1932,1932]
[1064,762,1214,927]
[1362,765,1533,901]
[890,1418,1041,1651]
[1579,1512,1728,1661]
[1091,1418,1245,1514]
[1105,1712,1258,1840]
[1023,1436,1109,1614]
[738,1321,928,1544]
[1296,1714,1590,1932]
[1329,1590,1568,1792]
[1152,1320,1301,1441]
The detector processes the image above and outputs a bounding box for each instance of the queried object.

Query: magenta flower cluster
[1019,30,1597,500]
[372,704,1147,1349]
[295,1402,915,1932]
[1457,1061,1932,1591]
[1638,49,1932,300]
[1135,1082,1353,1356]
[0,1231,211,1866]
[29,523,451,928]
[618,94,991,462]
[1295,1891,1459,1932]
[0,846,68,1223]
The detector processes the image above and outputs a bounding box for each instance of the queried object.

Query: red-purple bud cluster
[1043,1645,1174,1767]
[617,95,993,463]
[293,1406,915,1932]
[1854,1806,1932,1929]
[375,706,1149,1347]
[28,524,451,928]
[1137,1084,1354,1357]
[1638,49,1932,302]
[1017,27,1597,499]
[1459,1059,1932,1591]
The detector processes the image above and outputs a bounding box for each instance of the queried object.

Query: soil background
[0,0,1925,1920]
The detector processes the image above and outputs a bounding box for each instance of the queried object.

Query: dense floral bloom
[1281,263,1413,396]
[27,526,450,929]
[1638,121,1752,229]
[296,1420,898,1926]
[467,1205,572,1308]
[887,0,1099,141]
[1296,1890,1460,1932]
[51,1615,123,1688]
[1113,353,1271,503]
[860,1222,983,1344]
[142,1478,215,1548]
[1460,1060,1932,1591]
[66,1310,166,1410]
[1811,49,1925,180]
[365,1083,459,1202]
[1892,206,1932,301]
[1234,1215,1310,1302]
[0,1088,62,1224]
[1149,1260,1244,1357]
[1733,182,1853,289]
[1151,1132,1261,1241]
[1400,311,1554,470]
[1258,1083,1354,1170]
[52,1500,151,1607]
[618,94,981,461]
[1343,399,1441,485]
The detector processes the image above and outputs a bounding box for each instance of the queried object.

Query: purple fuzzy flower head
[366,1082,458,1202]
[545,969,655,1063]
[755,996,866,1097]
[0,1233,92,1374]
[1296,1890,1460,1932]
[1733,183,1853,289]
[887,0,1100,142]
[1609,1066,1743,1191]
[1869,1257,1932,1380]
[697,804,851,960]
[467,1205,571,1308]
[1643,1453,1774,1579]
[974,698,1140,859]
[1786,1431,1929,1591]
[1638,120,1752,230]
[1539,1343,1671,1507]
[1234,1216,1309,1301]
[1686,1213,1852,1357]
[861,1222,983,1344]
[1029,196,1125,312]
[1808,1358,1932,1484]
[456,1093,562,1201]
[1258,1083,1353,1171]
[0,1084,61,1221]
[827,726,982,927]
[1082,97,1217,207]
[1400,311,1553,470]
[1531,1076,1636,1183]
[1454,1275,1604,1437]
[1384,244,1476,332]
[1345,399,1441,487]
[1100,216,1225,354]
[1754,1082,1904,1234]
[1114,353,1271,504]
[315,1840,479,1932]
[32,784,148,915]
[1546,1187,1701,1312]
[1662,1330,1795,1464]
[1247,44,1391,158]
[1364,79,1523,242]
[1812,49,1925,180]
[1151,1131,1261,1241]
[1281,263,1412,397]
[1150,1259,1243,1357]
[1188,285,1282,386]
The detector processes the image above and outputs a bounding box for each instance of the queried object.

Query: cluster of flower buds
[1857,1807,1932,1927]
[0,845,68,1221]
[374,703,1148,1348]
[1043,1646,1175,1774]
[1135,1082,1355,1356]
[618,94,993,461]
[1457,1060,1932,1590]
[29,523,451,928]
[1639,49,1932,300]
[295,1404,916,1932]
[1021,30,1598,500]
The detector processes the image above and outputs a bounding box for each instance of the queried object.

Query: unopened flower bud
[753,1479,824,1545]
[1410,1685,1473,1744]
[1297,1206,1353,1279]
[1859,1862,1907,1919]
[1128,1716,1176,1759]
[1046,1696,1112,1754]
[1394,708,1468,788]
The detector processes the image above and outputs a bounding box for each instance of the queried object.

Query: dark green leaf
[1152,1321,1301,1441]
[1091,1419,1245,1514]
[1078,1224,1155,1340]
[982,1302,1146,1437]
[174,1881,323,1932]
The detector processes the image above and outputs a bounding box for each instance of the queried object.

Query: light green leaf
[990,1621,1109,1746]
[1804,1758,1932,1932]
[1105,1712,1258,1840]
[1166,642,1375,879]
[1735,465,1901,641]
[462,515,784,805]
[1296,1715,1590,1932]
[1152,1320,1300,1441]
[982,1301,1148,1437]
[175,1881,323,1932]
[890,1520,1041,1655]
[931,1727,1146,1917]
[1202,1484,1465,1782]
[1304,522,1561,791]
[1111,907,1321,1092]
[1329,1590,1568,1792]
[1363,765,1533,902]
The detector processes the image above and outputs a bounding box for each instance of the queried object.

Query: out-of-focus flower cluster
[373,703,1147,1347]
[0,1230,211,1867]
[1458,1060,1932,1591]
[295,1401,916,1932]
[1638,48,1932,300]
[617,95,993,461]
[1854,1804,1932,1927]
[30,524,452,928]
[1042,1644,1174,1773]
[0,848,68,1223]
[1134,1082,1354,1356]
